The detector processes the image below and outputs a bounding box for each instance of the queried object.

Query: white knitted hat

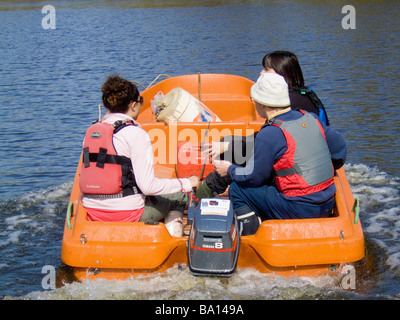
[251,73,290,108]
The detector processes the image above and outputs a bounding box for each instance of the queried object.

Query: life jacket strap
[83,193,125,199]
[274,163,302,177]
[82,148,132,167]
[82,185,142,199]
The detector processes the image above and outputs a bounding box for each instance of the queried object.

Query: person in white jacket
[81,75,199,235]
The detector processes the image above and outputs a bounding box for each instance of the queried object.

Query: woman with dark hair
[262,50,305,88]
[80,75,199,236]
[196,51,329,200]
[262,51,329,125]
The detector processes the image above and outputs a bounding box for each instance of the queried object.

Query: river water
[0,0,399,300]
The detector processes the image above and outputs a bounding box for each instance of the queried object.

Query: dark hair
[101,75,139,113]
[262,51,305,88]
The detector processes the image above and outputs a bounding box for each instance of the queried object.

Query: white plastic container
[156,87,220,123]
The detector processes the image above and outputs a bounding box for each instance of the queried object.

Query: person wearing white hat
[214,73,347,235]
[197,51,329,202]
[250,72,291,108]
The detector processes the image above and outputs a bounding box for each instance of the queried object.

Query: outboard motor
[187,198,240,277]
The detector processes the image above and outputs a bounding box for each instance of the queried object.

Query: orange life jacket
[79,120,141,198]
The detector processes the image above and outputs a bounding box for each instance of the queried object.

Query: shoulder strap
[113,120,137,134]
[262,117,284,129]
[290,86,330,126]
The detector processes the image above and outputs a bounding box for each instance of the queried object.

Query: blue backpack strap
[319,107,328,126]
[292,86,330,126]
[306,87,330,126]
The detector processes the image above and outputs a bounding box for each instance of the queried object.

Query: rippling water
[0,0,399,299]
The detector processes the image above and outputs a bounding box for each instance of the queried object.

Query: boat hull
[61,74,364,281]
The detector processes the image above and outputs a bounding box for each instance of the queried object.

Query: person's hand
[188,176,200,188]
[213,160,232,177]
[201,141,230,160]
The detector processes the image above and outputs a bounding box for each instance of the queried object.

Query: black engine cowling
[187,198,240,277]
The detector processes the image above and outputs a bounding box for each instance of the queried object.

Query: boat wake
[20,265,350,300]
[2,164,400,299]
[345,163,400,270]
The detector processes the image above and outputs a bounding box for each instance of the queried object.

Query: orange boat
[61,74,365,281]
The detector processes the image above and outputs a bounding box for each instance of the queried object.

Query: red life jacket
[269,110,334,197]
[79,120,141,198]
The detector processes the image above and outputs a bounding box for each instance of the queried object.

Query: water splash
[18,265,346,300]
[345,163,400,270]
[3,164,400,299]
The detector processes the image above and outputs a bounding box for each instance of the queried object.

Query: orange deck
[61,74,364,281]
